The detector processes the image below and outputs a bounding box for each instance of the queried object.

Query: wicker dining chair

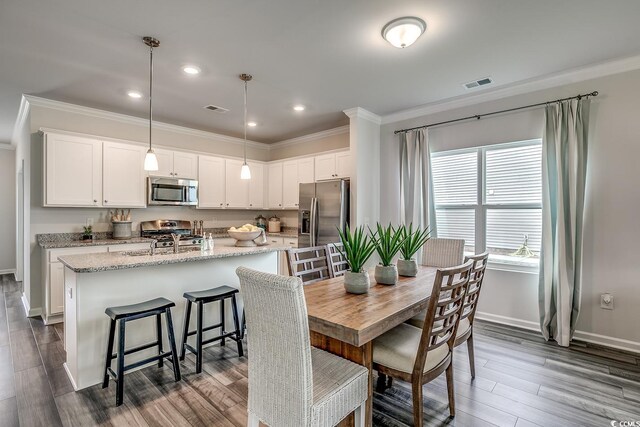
[286,246,332,285]
[326,242,349,278]
[236,267,368,427]
[372,260,473,426]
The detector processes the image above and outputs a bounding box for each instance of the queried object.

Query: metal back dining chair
[455,252,489,378]
[236,267,368,427]
[286,246,332,285]
[372,260,473,426]
[326,242,349,278]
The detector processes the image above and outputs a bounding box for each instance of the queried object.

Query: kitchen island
[58,243,287,390]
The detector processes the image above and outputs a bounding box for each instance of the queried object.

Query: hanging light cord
[148,44,154,151]
[243,80,248,164]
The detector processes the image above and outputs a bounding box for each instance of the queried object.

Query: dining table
[304,265,438,427]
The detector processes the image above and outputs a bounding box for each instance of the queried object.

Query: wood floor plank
[14,365,63,427]
[622,387,640,403]
[29,317,61,346]
[0,345,16,401]
[38,340,74,397]
[55,387,149,427]
[9,328,42,373]
[0,397,20,427]
[537,384,640,420]
[7,306,31,333]
[514,418,541,427]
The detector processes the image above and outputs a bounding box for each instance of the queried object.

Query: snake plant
[398,223,431,260]
[334,224,378,273]
[369,223,407,267]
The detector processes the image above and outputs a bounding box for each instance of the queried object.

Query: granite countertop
[58,243,290,273]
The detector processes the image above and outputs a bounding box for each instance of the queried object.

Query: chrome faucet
[149,239,157,256]
[171,233,181,254]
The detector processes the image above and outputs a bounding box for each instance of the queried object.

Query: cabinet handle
[226,203,229,206]
[104,200,108,204]
[249,204,253,206]
[93,199,97,203]
[219,203,223,206]
[279,204,282,207]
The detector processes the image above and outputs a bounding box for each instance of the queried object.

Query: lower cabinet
[268,236,298,275]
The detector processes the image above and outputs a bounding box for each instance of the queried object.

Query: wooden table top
[304,266,438,347]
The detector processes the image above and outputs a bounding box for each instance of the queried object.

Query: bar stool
[102,297,181,406]
[180,285,244,373]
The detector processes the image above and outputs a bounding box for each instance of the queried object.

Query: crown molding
[343,107,382,125]
[381,53,640,125]
[11,95,32,146]
[23,95,270,151]
[0,143,15,151]
[269,125,349,149]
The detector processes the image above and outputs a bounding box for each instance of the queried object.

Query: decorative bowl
[228,230,263,247]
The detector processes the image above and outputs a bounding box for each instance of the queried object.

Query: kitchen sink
[123,247,202,257]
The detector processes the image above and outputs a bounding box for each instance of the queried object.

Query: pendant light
[143,36,160,171]
[239,73,252,180]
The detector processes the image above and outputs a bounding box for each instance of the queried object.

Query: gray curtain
[399,129,437,263]
[539,98,590,347]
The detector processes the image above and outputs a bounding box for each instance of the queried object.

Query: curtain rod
[394,90,598,135]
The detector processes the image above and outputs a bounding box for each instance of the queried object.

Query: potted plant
[397,224,431,277]
[370,223,406,285]
[334,225,378,294]
[82,225,93,241]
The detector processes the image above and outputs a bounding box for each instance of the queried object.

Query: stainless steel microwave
[148,177,198,206]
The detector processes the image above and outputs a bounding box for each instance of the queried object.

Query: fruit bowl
[228,229,263,247]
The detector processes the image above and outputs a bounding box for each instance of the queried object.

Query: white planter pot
[344,271,370,294]
[397,259,418,277]
[375,264,398,285]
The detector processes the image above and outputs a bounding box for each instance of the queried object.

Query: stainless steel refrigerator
[298,180,350,247]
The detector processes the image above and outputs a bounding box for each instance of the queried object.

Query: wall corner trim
[11,95,31,146]
[21,293,42,318]
[343,107,382,124]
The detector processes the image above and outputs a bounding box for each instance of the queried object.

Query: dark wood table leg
[310,331,373,427]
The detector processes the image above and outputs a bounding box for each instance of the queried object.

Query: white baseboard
[475,311,640,354]
[21,293,42,318]
[0,268,16,276]
[63,363,78,391]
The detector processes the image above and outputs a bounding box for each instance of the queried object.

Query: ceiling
[2,0,640,144]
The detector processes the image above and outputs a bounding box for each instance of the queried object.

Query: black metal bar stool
[180,285,244,373]
[102,297,181,406]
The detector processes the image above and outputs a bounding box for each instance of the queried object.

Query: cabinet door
[173,152,198,179]
[102,142,146,208]
[198,156,226,208]
[268,163,283,209]
[335,151,351,178]
[45,133,102,207]
[49,262,65,315]
[314,153,336,181]
[298,157,315,184]
[282,160,299,208]
[248,162,264,209]
[225,159,249,208]
[152,149,174,177]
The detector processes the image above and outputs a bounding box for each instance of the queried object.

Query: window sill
[487,257,539,274]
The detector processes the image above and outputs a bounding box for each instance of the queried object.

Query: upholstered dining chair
[286,246,332,285]
[326,242,349,278]
[236,267,368,427]
[373,260,473,426]
[407,238,466,326]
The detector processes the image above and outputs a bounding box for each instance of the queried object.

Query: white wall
[269,130,349,161]
[381,68,640,349]
[0,148,16,272]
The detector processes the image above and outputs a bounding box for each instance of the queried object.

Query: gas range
[140,220,204,249]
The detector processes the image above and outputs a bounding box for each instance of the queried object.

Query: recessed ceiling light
[127,91,143,99]
[293,105,305,111]
[382,17,426,48]
[247,121,257,127]
[182,65,201,75]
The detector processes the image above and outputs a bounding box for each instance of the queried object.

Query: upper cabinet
[314,151,350,181]
[247,162,264,209]
[45,133,102,207]
[102,142,146,208]
[298,157,315,184]
[267,163,283,209]
[282,160,299,208]
[152,149,197,179]
[225,159,248,208]
[197,155,226,209]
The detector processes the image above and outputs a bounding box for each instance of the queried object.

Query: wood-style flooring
[1,273,639,426]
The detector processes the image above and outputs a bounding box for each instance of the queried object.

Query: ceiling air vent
[203,104,229,113]
[463,77,493,90]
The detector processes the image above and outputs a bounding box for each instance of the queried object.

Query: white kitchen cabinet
[298,157,315,184]
[268,162,283,209]
[248,162,264,209]
[152,149,197,179]
[45,133,102,207]
[225,159,248,208]
[102,141,147,208]
[314,151,350,181]
[282,160,299,208]
[198,155,226,208]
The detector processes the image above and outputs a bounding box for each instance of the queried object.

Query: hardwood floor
[1,273,639,426]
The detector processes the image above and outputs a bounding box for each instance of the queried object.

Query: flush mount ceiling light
[240,73,253,180]
[247,121,257,127]
[127,91,143,99]
[382,16,426,48]
[293,104,305,111]
[142,36,160,172]
[182,65,201,75]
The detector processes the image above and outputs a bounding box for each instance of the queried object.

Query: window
[431,139,542,267]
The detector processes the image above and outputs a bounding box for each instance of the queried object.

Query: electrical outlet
[600,293,614,310]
